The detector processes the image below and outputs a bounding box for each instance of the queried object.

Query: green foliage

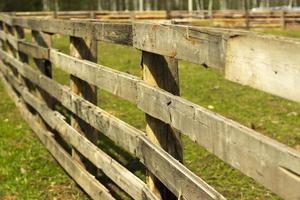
[0,0,42,12]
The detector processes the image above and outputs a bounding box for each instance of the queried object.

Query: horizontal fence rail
[0,12,299,200]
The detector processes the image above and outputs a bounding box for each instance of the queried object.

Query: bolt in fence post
[142,51,183,200]
[69,35,98,175]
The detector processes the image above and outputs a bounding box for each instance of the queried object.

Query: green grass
[0,82,88,200]
[254,27,300,38]
[1,29,300,199]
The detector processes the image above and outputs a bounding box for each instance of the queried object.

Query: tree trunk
[220,0,227,10]
[208,0,213,18]
[97,0,102,10]
[188,0,193,12]
[54,0,59,18]
[43,0,49,11]
[139,0,144,11]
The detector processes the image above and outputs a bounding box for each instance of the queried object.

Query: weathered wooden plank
[0,50,225,200]
[225,34,300,103]
[18,40,49,59]
[0,30,7,42]
[0,65,158,200]
[3,24,17,59]
[136,82,300,200]
[0,30,19,50]
[12,17,133,45]
[0,68,115,200]
[47,49,300,200]
[3,13,300,102]
[0,32,49,59]
[132,23,226,69]
[50,49,139,103]
[0,13,13,25]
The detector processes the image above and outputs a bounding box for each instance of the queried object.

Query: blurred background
[1,0,300,12]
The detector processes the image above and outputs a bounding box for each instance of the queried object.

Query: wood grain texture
[0,64,158,200]
[0,50,225,200]
[225,34,300,102]
[1,13,300,102]
[12,17,133,45]
[133,23,225,69]
[0,68,115,200]
[0,13,300,199]
[18,40,49,59]
[2,49,299,200]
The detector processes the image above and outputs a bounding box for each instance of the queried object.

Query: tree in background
[0,0,42,11]
[2,0,300,12]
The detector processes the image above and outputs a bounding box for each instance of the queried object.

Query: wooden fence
[11,10,300,28]
[0,12,300,200]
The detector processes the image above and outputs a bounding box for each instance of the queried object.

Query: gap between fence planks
[0,49,226,200]
[1,46,299,200]
[0,67,115,200]
[0,62,159,200]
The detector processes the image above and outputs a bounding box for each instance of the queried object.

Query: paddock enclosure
[0,11,300,200]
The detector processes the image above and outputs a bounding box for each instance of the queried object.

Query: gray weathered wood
[1,65,158,200]
[133,23,225,70]
[2,48,299,200]
[1,13,300,102]
[0,30,19,50]
[18,40,49,59]
[0,50,225,200]
[12,17,133,45]
[225,34,300,103]
[50,49,139,102]
[0,69,115,200]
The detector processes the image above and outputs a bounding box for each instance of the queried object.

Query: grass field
[1,27,300,200]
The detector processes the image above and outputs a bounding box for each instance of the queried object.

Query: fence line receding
[0,11,299,200]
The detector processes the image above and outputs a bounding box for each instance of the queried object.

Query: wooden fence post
[69,36,98,175]
[32,31,54,109]
[281,10,286,29]
[0,22,3,49]
[15,27,28,63]
[4,24,16,58]
[142,51,183,200]
[14,26,34,97]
